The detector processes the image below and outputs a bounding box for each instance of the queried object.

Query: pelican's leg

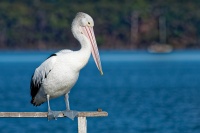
[62,93,78,120]
[65,93,70,110]
[47,95,61,120]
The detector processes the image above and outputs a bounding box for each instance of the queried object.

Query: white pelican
[30,12,103,120]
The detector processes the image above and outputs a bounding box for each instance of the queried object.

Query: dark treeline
[0,0,200,50]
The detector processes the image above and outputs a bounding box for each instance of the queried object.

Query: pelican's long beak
[82,26,103,75]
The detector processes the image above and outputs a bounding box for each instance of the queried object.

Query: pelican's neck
[77,35,92,61]
[72,26,92,71]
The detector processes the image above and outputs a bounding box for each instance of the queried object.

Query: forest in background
[0,0,200,50]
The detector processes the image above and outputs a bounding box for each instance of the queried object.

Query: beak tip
[100,70,103,75]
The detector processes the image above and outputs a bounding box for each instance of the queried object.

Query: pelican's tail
[31,95,46,106]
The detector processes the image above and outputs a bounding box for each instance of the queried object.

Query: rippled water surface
[0,50,200,133]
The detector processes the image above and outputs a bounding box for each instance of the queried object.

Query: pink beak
[81,26,103,75]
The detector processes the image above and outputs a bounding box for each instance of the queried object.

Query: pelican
[30,12,103,120]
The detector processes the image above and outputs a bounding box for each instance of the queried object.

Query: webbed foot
[48,110,61,120]
[62,110,78,120]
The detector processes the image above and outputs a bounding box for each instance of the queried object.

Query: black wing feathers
[47,53,57,59]
[30,73,42,98]
[30,53,57,106]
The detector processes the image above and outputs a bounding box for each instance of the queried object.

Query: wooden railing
[0,111,108,133]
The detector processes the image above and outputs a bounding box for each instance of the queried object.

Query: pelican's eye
[88,22,90,25]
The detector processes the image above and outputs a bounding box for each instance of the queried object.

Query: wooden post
[78,117,87,133]
[0,111,108,133]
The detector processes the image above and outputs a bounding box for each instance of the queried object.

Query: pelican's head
[72,12,103,75]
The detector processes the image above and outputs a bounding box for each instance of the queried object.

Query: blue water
[0,50,200,133]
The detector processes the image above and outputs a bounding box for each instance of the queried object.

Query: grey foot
[62,110,78,120]
[48,110,61,120]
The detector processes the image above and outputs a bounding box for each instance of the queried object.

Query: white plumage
[30,12,103,120]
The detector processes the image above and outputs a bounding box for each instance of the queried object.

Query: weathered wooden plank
[0,111,108,118]
[77,111,108,117]
[78,117,87,133]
